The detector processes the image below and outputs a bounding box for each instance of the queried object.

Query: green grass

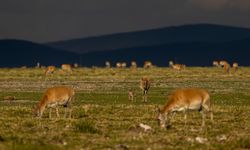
[0,67,250,149]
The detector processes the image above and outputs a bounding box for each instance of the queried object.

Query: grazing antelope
[61,64,72,73]
[116,62,122,68]
[105,61,111,68]
[144,61,153,69]
[140,77,150,102]
[232,62,239,73]
[130,61,137,69]
[45,66,56,75]
[121,62,127,68]
[169,61,185,71]
[212,61,220,67]
[128,90,136,102]
[157,88,213,128]
[219,60,230,74]
[33,86,75,119]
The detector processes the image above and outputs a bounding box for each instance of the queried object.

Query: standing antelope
[144,61,153,69]
[169,61,185,71]
[33,86,75,119]
[128,90,136,102]
[232,62,239,73]
[140,77,150,102]
[45,66,56,75]
[130,61,137,69]
[61,64,72,73]
[116,62,122,68]
[157,88,213,128]
[105,61,111,68]
[212,61,220,67]
[219,60,230,74]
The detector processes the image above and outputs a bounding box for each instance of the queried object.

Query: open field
[0,67,250,149]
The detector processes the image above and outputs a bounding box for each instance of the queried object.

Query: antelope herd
[213,60,239,73]
[4,58,242,130]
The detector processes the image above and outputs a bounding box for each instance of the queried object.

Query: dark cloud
[0,0,249,42]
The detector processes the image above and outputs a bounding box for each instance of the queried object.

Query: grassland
[0,67,250,150]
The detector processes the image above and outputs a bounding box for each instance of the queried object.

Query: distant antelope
[232,62,239,73]
[116,62,122,68]
[3,96,16,102]
[140,77,150,102]
[128,90,136,102]
[45,66,56,75]
[157,88,213,128]
[121,62,127,68]
[74,63,79,68]
[33,86,75,118]
[130,61,137,69]
[105,61,111,68]
[212,61,220,67]
[61,64,72,73]
[169,61,185,71]
[36,62,41,68]
[219,60,230,74]
[144,61,153,69]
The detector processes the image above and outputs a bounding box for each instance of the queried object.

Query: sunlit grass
[0,67,250,149]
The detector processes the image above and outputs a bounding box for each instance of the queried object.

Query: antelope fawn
[140,77,150,102]
[128,90,136,102]
[157,88,213,128]
[33,86,75,119]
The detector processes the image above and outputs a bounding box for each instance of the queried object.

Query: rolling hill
[47,24,250,54]
[1,24,250,67]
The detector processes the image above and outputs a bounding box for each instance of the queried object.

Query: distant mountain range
[1,24,250,67]
[47,24,250,54]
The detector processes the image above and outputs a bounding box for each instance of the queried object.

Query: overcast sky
[0,0,250,42]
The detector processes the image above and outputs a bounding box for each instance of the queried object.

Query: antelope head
[156,107,168,128]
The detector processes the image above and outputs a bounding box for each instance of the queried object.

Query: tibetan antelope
[116,62,122,68]
[212,61,220,67]
[169,61,185,71]
[128,90,136,102]
[105,61,111,68]
[144,61,153,69]
[157,88,213,128]
[140,77,150,102]
[73,63,79,68]
[130,61,137,69]
[33,86,75,119]
[45,66,56,75]
[36,62,41,68]
[232,62,239,73]
[61,64,72,73]
[219,60,230,74]
[121,62,127,68]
